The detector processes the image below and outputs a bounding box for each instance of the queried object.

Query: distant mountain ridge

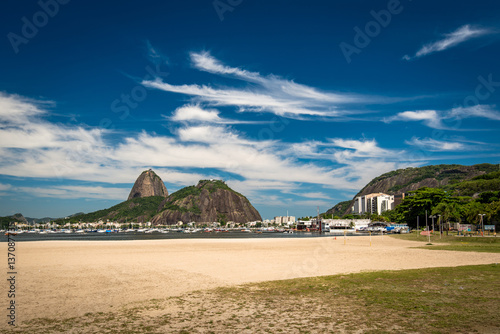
[0,213,28,227]
[326,163,499,216]
[54,174,261,225]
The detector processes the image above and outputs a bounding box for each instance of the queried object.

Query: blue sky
[0,0,499,220]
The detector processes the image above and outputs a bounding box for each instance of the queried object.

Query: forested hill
[357,164,497,197]
[326,163,499,216]
[58,196,165,224]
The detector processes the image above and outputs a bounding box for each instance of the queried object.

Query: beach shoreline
[2,236,499,325]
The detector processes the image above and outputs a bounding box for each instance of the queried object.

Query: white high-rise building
[352,193,394,215]
[274,216,296,226]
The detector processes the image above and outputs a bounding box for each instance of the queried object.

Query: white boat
[39,230,48,234]
[97,229,106,233]
[75,229,85,234]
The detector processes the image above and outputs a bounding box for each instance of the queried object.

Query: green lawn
[15,265,500,333]
[392,231,500,253]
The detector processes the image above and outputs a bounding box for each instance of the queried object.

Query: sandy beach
[3,235,500,324]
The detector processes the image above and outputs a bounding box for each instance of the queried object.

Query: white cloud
[143,51,384,119]
[385,110,444,129]
[299,192,332,199]
[329,138,394,158]
[449,105,500,120]
[0,183,12,191]
[405,137,466,152]
[403,24,492,60]
[0,92,51,123]
[17,185,129,200]
[170,104,223,123]
[169,104,263,125]
[0,93,417,205]
[293,199,332,208]
[190,51,261,81]
[385,105,500,130]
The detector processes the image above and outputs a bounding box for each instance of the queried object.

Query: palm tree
[432,201,461,235]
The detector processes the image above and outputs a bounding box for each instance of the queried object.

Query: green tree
[432,201,461,235]
[395,187,448,227]
[381,209,403,223]
[462,201,487,225]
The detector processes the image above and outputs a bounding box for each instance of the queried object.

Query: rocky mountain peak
[127,169,168,200]
[151,179,261,225]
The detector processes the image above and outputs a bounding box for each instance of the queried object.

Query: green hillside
[446,171,500,196]
[58,196,165,224]
[325,163,499,217]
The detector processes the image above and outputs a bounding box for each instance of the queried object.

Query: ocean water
[1,230,353,242]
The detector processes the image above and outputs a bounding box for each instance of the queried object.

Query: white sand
[2,236,499,323]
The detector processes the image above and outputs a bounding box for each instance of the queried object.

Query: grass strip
[12,264,500,333]
[392,232,500,253]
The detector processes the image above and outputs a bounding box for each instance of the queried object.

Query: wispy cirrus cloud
[403,24,493,60]
[17,185,130,200]
[384,105,500,130]
[385,109,445,129]
[405,137,466,152]
[142,51,384,119]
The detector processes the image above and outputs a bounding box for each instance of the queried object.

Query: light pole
[479,214,485,237]
[425,210,430,243]
[437,214,442,239]
[429,215,436,233]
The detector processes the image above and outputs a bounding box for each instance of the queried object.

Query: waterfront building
[352,193,394,215]
[274,216,296,226]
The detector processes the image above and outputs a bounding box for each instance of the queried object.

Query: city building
[352,193,394,215]
[274,216,296,226]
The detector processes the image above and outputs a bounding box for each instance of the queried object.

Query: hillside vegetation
[57,196,165,224]
[326,163,499,217]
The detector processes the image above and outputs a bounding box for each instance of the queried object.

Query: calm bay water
[0,231,351,242]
